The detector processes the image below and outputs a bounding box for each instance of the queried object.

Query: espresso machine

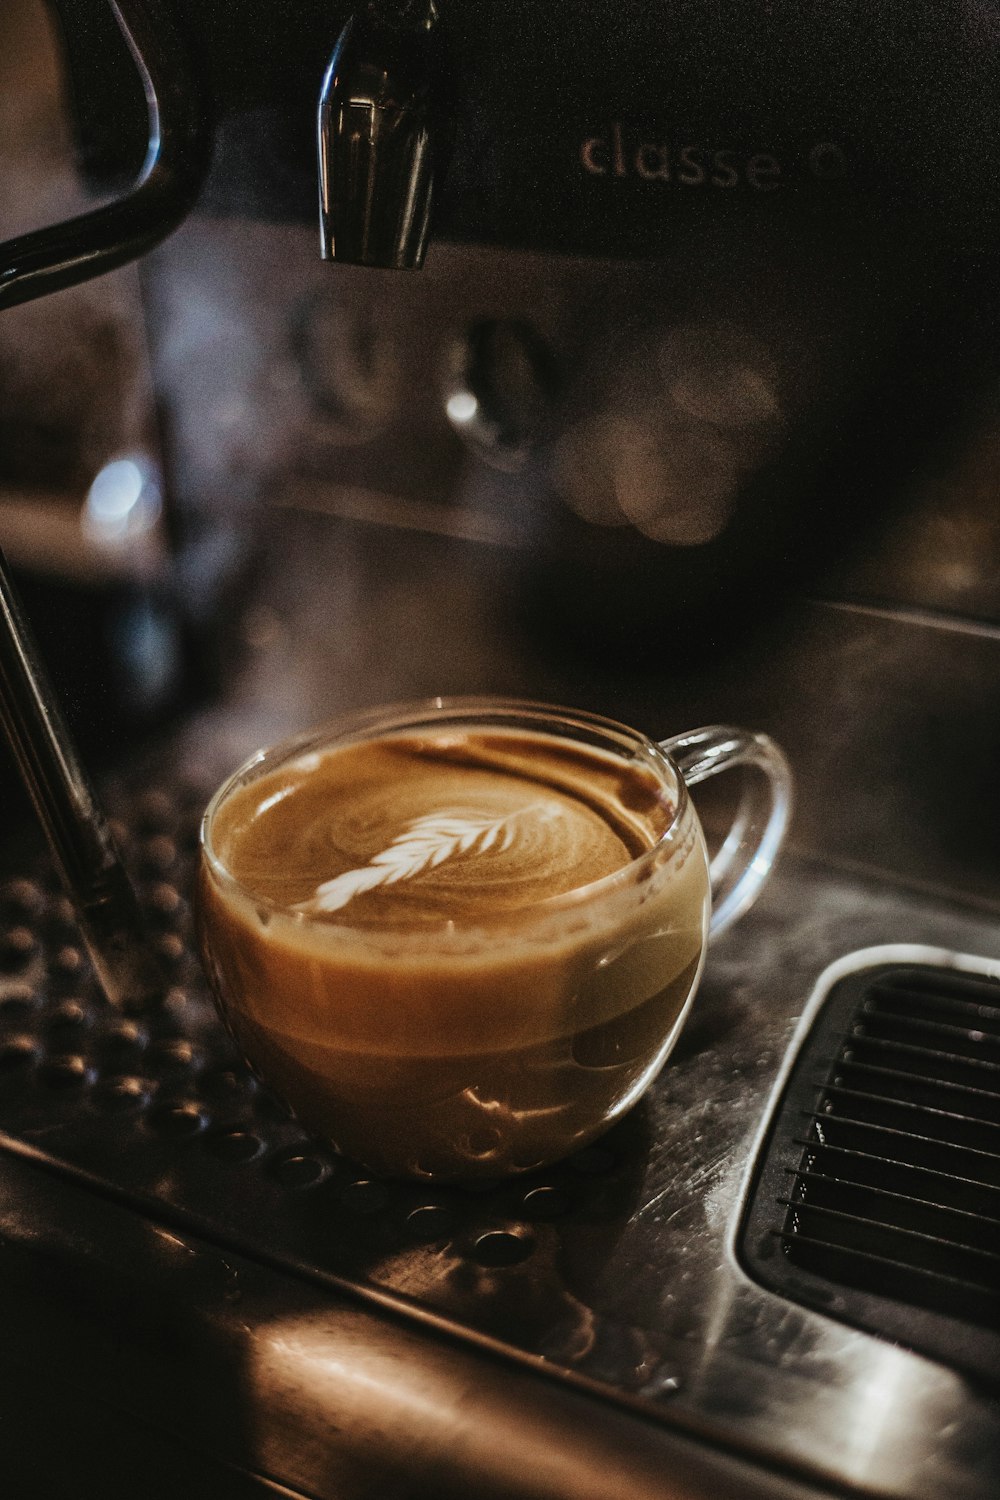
[0,1,999,1494]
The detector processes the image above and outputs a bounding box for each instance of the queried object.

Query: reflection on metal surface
[290,290,401,443]
[820,598,1000,644]
[82,453,163,565]
[444,320,560,472]
[271,477,529,549]
[446,390,478,425]
[553,323,785,546]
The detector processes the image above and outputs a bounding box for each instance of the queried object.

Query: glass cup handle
[659,726,793,940]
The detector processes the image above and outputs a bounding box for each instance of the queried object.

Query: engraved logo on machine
[580,125,849,190]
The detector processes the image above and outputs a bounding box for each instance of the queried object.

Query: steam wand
[0,0,209,1008]
[0,564,165,1009]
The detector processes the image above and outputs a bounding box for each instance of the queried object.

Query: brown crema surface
[209,729,675,930]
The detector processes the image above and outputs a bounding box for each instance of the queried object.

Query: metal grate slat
[825,1058,1000,1116]
[790,1138,1000,1213]
[802,1111,1000,1185]
[840,1033,1000,1090]
[868,976,1000,1020]
[776,1195,1000,1271]
[813,1085,1000,1146]
[768,1230,1000,1324]
[787,1167,1000,1235]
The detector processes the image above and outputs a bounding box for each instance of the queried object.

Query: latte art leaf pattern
[299,807,551,914]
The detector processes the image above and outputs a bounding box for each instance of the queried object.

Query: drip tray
[740,957,1000,1387]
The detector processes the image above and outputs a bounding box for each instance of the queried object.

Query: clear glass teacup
[197,697,791,1181]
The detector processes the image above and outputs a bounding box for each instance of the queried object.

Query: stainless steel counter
[2,505,999,1497]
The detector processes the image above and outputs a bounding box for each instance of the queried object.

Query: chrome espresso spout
[318,1,445,269]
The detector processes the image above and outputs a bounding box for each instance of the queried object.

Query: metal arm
[0,0,210,1006]
[1,0,210,307]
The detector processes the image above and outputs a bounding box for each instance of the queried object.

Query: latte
[198,718,712,1179]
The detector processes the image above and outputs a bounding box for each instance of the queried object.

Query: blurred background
[4,0,1000,909]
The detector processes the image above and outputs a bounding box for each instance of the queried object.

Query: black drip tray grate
[741,961,1000,1386]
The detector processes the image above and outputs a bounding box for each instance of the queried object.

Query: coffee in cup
[197,699,790,1180]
